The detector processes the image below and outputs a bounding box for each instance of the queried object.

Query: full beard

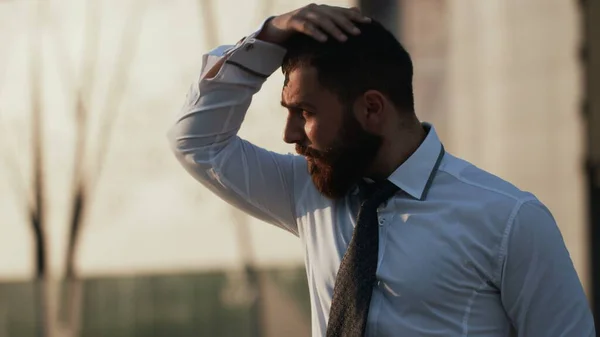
[296,111,383,199]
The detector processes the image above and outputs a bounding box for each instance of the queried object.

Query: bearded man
[168,4,595,337]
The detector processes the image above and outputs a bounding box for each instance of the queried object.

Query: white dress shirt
[168,23,596,337]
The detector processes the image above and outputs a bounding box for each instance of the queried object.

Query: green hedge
[0,267,309,337]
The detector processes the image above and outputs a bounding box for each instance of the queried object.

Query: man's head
[280,20,415,199]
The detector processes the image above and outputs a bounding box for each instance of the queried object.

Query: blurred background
[0,0,598,336]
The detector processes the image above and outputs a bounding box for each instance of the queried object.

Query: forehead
[282,67,324,102]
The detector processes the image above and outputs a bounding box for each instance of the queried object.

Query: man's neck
[366,120,427,180]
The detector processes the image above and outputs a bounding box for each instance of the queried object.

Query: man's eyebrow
[280,101,316,110]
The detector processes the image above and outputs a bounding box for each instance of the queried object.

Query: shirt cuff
[224,16,287,78]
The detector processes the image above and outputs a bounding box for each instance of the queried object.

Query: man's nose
[283,116,305,144]
[283,114,305,144]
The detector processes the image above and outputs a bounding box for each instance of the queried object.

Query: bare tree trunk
[59,2,101,331]
[63,0,101,282]
[28,0,49,336]
[59,2,145,337]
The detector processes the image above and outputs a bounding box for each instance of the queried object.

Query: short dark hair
[281,20,414,113]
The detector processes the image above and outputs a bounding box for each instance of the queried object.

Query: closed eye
[302,110,315,118]
[287,107,304,117]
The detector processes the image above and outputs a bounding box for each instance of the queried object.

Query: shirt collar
[387,123,445,201]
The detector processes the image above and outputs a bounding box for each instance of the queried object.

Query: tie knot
[358,180,400,206]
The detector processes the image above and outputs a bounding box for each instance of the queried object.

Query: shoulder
[432,152,545,223]
[436,152,536,201]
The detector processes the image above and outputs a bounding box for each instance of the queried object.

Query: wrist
[255,17,285,45]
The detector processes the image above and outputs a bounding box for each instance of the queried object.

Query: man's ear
[355,90,386,132]
[364,90,385,115]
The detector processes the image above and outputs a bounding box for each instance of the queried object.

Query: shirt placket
[366,205,390,337]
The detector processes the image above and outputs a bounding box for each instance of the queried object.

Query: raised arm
[168,5,371,235]
[500,199,596,336]
[168,29,305,235]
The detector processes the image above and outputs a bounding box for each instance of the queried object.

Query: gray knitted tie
[326,180,400,337]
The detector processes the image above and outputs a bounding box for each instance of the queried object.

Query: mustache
[295,144,329,160]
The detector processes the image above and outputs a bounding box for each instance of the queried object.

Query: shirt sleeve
[167,26,306,236]
[499,199,596,336]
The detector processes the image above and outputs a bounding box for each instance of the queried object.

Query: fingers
[295,4,371,42]
[289,19,328,42]
[325,11,361,37]
[346,6,371,23]
[304,11,348,41]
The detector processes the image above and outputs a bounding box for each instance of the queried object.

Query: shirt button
[379,218,385,226]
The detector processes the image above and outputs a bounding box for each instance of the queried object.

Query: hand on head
[257,4,371,45]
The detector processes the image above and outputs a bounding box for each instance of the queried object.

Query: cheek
[305,119,337,150]
[304,121,316,141]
